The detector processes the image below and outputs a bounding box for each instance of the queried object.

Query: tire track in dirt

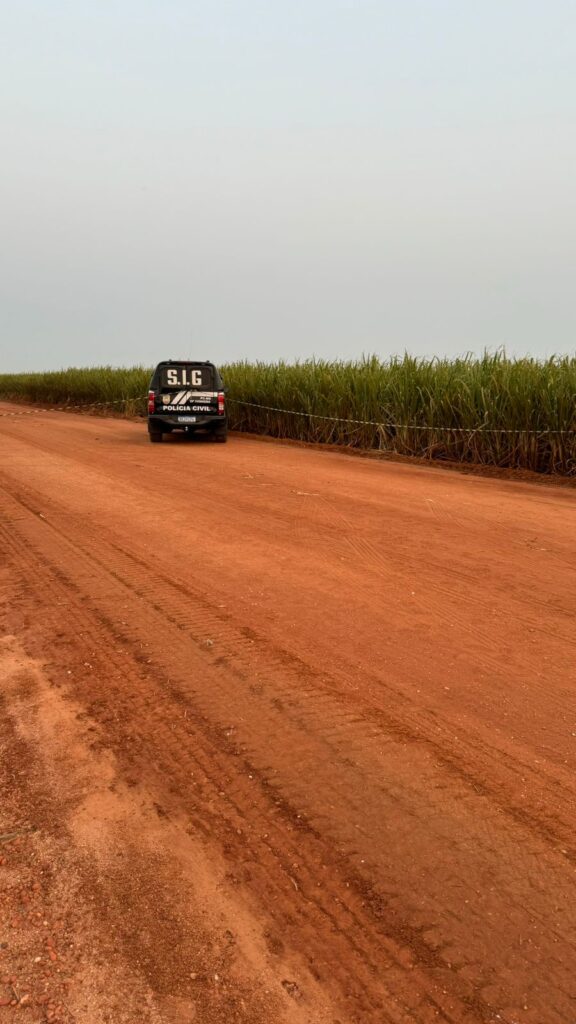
[2,473,576,859]
[1,475,575,1024]
[2,414,573,642]
[0,507,464,1024]
[0,636,304,1024]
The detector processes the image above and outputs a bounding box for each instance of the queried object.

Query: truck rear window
[159,365,214,390]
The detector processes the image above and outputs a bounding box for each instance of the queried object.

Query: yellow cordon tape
[227,399,576,437]
[0,396,574,436]
[0,398,135,416]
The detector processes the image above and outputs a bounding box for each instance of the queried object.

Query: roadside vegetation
[0,354,574,473]
[0,365,150,416]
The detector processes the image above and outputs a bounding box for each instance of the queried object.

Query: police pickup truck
[147,360,228,443]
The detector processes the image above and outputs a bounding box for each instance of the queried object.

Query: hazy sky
[1,1,575,372]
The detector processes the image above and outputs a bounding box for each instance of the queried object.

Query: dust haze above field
[1,1,576,372]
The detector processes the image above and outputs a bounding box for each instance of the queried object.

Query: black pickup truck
[147,360,228,443]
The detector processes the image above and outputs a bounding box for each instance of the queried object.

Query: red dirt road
[0,403,575,1024]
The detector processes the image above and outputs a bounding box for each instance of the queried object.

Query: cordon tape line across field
[0,395,574,435]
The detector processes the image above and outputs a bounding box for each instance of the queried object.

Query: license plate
[178,416,197,423]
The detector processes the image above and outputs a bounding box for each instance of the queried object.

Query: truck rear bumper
[148,414,227,432]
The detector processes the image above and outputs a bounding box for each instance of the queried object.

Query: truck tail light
[217,392,225,415]
[148,391,155,413]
